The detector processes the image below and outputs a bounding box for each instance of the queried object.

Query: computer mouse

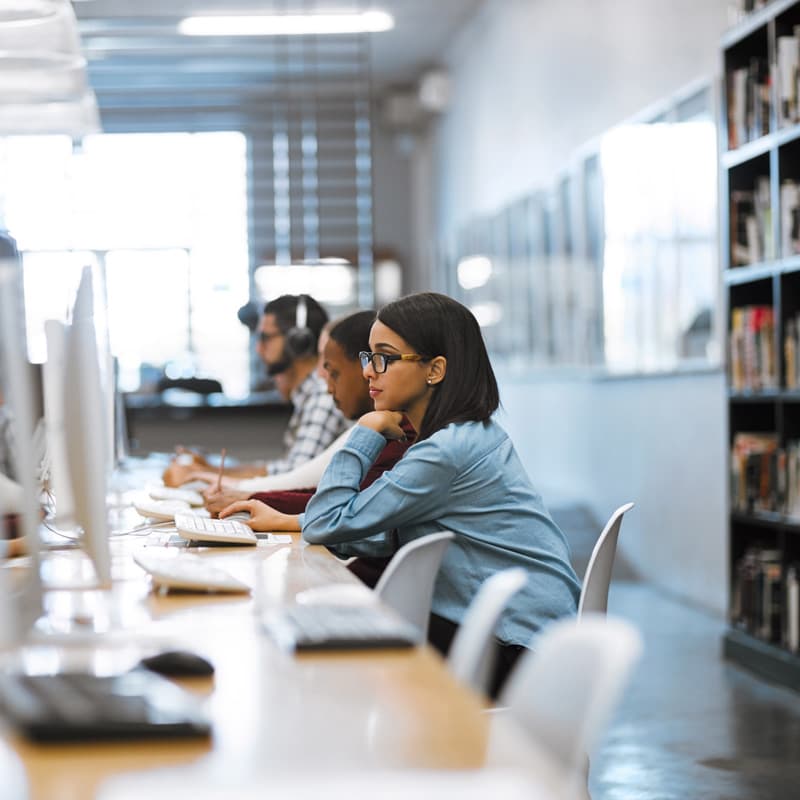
[225,511,252,522]
[138,649,214,677]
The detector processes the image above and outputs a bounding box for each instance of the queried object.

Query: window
[0,131,250,397]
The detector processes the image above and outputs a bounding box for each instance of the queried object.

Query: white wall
[497,371,728,614]
[426,0,732,614]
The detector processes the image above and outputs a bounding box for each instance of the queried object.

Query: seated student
[200,317,343,502]
[163,294,349,486]
[208,309,413,586]
[220,292,581,695]
[204,309,413,516]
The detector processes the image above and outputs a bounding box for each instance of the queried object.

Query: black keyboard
[263,604,421,652]
[0,671,211,743]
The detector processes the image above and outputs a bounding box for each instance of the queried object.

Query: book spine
[787,566,799,653]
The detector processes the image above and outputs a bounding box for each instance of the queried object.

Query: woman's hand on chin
[357,411,406,440]
[219,499,300,532]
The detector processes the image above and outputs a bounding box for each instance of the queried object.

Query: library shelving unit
[722,0,800,690]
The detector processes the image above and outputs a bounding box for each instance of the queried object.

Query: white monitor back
[43,320,76,524]
[63,267,112,587]
[0,251,44,648]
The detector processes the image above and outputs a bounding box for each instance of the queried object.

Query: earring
[427,379,433,384]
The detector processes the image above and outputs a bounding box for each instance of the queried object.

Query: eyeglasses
[359,351,427,374]
[258,330,283,344]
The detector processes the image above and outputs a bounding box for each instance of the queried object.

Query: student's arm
[162,463,266,488]
[219,499,302,532]
[263,392,348,475]
[301,425,456,545]
[234,427,351,493]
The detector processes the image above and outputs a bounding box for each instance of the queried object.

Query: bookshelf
[722,0,800,690]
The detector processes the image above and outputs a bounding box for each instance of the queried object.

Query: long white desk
[0,506,567,800]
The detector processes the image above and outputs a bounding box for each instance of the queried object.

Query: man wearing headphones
[164,294,348,484]
[255,294,349,475]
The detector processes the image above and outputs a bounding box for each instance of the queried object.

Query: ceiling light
[178,10,394,37]
[457,255,493,290]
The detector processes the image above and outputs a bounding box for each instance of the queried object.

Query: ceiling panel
[73,0,485,104]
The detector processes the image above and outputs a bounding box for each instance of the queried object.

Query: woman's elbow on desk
[301,508,366,545]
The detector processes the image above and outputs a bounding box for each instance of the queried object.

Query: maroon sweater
[250,419,415,514]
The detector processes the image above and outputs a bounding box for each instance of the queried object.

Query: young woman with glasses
[221,292,581,696]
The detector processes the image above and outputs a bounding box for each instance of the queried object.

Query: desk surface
[1,502,562,800]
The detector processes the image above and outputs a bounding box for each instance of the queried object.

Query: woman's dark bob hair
[376,292,499,440]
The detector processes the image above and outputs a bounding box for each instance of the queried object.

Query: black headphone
[284,294,316,359]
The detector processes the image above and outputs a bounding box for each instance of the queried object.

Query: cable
[41,517,175,541]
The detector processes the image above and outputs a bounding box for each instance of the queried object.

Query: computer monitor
[62,266,112,587]
[42,319,76,526]
[112,356,130,466]
[0,238,44,648]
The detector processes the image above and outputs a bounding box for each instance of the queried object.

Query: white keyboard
[149,486,205,506]
[263,604,420,651]
[174,513,257,546]
[133,552,251,594]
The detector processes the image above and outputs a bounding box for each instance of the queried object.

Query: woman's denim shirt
[301,419,581,648]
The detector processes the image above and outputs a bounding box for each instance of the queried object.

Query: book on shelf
[781,439,800,518]
[784,314,800,389]
[788,565,799,653]
[730,177,772,266]
[780,179,800,258]
[777,33,800,127]
[731,547,781,642]
[729,305,777,390]
[727,56,770,149]
[731,431,781,513]
[730,434,800,520]
[731,546,800,653]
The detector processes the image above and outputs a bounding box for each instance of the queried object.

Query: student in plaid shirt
[163,294,349,485]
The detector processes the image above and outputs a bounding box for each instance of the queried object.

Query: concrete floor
[552,507,800,800]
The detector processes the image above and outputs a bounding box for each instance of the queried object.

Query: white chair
[578,502,634,618]
[374,530,454,638]
[499,614,643,797]
[447,567,527,695]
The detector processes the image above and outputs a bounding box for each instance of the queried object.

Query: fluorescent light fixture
[457,255,493,290]
[179,10,394,37]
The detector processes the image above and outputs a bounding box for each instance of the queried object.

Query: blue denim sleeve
[302,425,456,545]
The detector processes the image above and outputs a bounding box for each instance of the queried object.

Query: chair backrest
[577,502,634,618]
[374,531,454,637]
[447,567,527,694]
[499,614,643,788]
